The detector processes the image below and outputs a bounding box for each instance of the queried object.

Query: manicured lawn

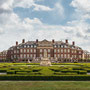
[0,81,90,90]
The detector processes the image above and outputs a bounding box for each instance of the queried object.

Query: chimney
[65,39,68,43]
[16,41,18,46]
[72,41,75,46]
[36,39,38,43]
[52,39,55,43]
[22,39,25,43]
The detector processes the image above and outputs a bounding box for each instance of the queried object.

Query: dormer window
[60,45,61,47]
[61,45,63,48]
[54,45,57,48]
[27,45,29,48]
[34,45,36,48]
[58,45,60,48]
[11,48,13,50]
[24,45,26,48]
[64,45,67,48]
[31,45,33,48]
[72,46,74,49]
[17,47,19,49]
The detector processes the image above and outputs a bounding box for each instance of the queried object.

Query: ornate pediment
[41,39,50,43]
[38,39,52,47]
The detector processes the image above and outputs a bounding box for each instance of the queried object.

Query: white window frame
[61,49,63,53]
[58,49,60,53]
[34,49,36,53]
[48,54,50,57]
[27,49,29,53]
[48,49,50,52]
[31,49,32,53]
[20,49,23,53]
[40,49,42,52]
[24,49,26,53]
[54,49,56,53]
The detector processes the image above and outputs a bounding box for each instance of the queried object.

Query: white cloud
[71,0,90,19]
[14,0,34,8]
[0,0,52,12]
[0,27,4,34]
[14,0,52,11]
[24,18,42,25]
[0,0,90,52]
[0,0,14,12]
[54,3,64,17]
[0,13,90,51]
[33,4,52,11]
[71,0,90,12]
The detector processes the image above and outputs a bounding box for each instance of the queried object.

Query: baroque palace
[0,39,90,63]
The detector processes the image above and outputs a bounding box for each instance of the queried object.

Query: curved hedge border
[0,75,90,81]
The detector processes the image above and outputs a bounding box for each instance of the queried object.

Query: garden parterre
[0,63,90,80]
[0,63,89,75]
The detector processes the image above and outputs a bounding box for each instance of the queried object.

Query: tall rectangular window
[61,49,63,53]
[31,49,32,53]
[17,50,19,53]
[34,54,36,57]
[58,49,60,53]
[54,54,56,57]
[72,50,73,53]
[40,49,42,52]
[75,50,76,53]
[61,54,63,58]
[58,54,60,57]
[34,49,36,53]
[14,50,16,53]
[24,54,26,58]
[48,54,50,57]
[27,54,29,58]
[68,49,70,53]
[40,54,42,57]
[23,49,26,53]
[64,54,66,58]
[27,49,29,53]
[64,49,66,53]
[54,49,56,53]
[30,54,32,57]
[14,55,16,58]
[68,54,70,58]
[79,55,81,58]
[20,49,23,53]
[48,49,50,52]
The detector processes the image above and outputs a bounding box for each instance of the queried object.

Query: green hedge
[72,67,84,70]
[0,69,7,72]
[15,70,31,73]
[7,70,16,74]
[16,72,30,75]
[54,72,77,75]
[86,69,90,72]
[16,72,41,75]
[78,71,87,74]
[0,75,90,81]
[61,70,87,74]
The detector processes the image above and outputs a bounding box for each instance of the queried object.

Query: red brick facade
[6,39,90,63]
[0,50,7,60]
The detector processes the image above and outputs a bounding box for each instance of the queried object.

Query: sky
[0,0,90,51]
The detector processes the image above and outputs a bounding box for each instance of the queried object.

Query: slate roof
[8,39,82,50]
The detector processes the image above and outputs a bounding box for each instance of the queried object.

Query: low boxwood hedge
[0,69,7,72]
[7,70,16,74]
[0,75,90,81]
